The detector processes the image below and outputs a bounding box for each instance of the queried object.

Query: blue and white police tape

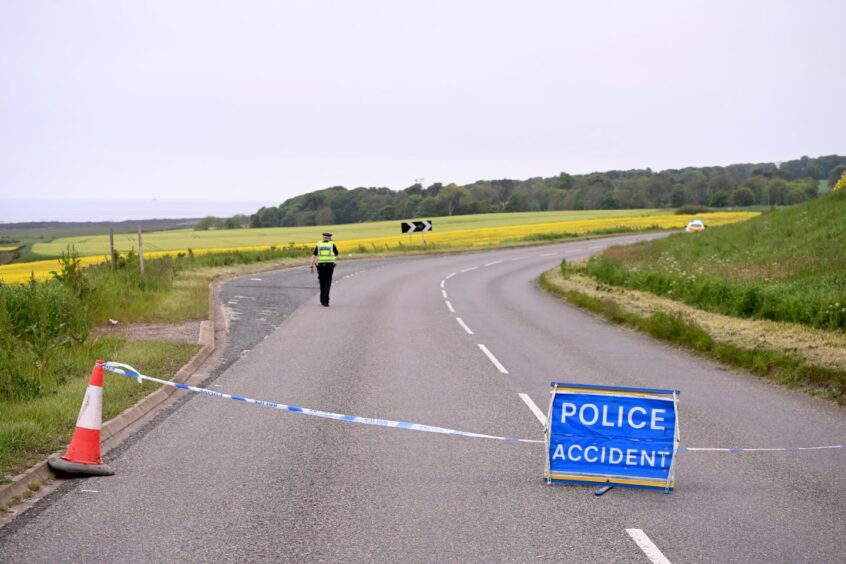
[103,362,845,453]
[103,362,544,444]
[680,445,844,453]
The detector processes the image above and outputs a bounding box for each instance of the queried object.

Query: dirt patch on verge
[93,320,202,344]
[545,269,846,373]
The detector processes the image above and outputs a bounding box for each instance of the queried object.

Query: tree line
[247,154,846,228]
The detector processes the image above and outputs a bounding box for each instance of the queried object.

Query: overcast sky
[2,0,844,206]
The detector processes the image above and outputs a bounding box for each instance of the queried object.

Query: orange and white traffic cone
[48,360,115,476]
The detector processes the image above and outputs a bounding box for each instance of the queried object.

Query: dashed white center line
[484,260,503,267]
[626,529,672,564]
[564,249,580,255]
[477,344,509,374]
[250,278,262,281]
[511,255,530,261]
[440,280,445,288]
[442,290,448,299]
[538,252,556,257]
[446,272,456,279]
[461,266,478,272]
[518,393,547,426]
[456,317,474,335]
[445,300,455,313]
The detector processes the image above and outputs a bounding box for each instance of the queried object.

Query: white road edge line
[518,393,547,426]
[456,317,474,335]
[626,529,672,564]
[446,272,456,279]
[440,280,445,288]
[445,300,455,313]
[442,290,448,299]
[461,266,478,272]
[477,344,509,374]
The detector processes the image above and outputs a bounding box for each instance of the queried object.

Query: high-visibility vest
[316,241,336,263]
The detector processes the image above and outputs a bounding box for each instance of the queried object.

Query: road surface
[1,234,844,563]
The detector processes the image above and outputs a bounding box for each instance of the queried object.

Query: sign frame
[544,382,681,492]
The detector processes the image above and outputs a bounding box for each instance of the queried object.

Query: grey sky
[2,0,844,205]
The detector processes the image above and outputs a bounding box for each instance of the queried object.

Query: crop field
[0,210,758,284]
[30,209,670,256]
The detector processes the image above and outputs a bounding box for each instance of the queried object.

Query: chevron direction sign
[401,220,433,234]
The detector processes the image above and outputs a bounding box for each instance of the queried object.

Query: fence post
[109,229,115,271]
[137,226,145,275]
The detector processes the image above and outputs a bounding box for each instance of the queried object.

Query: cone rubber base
[48,454,115,476]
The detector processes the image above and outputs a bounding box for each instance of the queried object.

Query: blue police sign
[544,382,680,492]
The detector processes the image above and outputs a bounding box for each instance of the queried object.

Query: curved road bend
[1,234,844,563]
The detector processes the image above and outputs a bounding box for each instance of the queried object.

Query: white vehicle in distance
[685,219,706,233]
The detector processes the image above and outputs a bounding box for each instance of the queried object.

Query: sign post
[544,382,680,493]
[400,220,433,245]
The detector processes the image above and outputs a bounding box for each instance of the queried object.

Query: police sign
[544,382,680,492]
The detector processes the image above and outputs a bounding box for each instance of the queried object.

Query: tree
[834,172,846,192]
[671,185,687,207]
[732,187,755,207]
[710,191,730,207]
[194,216,223,230]
[315,206,335,225]
[224,214,250,229]
[436,184,470,216]
[416,196,440,217]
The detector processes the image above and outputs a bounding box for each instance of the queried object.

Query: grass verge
[540,266,846,404]
[0,338,199,482]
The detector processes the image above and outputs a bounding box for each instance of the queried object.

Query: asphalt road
[2,234,844,563]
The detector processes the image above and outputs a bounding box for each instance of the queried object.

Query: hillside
[251,154,845,227]
[584,190,846,330]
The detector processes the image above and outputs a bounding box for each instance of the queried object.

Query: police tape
[102,362,544,444]
[102,362,845,453]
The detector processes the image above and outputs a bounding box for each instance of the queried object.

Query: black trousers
[317,263,335,305]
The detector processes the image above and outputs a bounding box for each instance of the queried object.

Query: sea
[0,199,277,224]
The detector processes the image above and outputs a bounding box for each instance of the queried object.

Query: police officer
[310,232,339,307]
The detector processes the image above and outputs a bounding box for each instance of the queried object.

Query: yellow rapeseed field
[0,246,20,252]
[0,212,756,284]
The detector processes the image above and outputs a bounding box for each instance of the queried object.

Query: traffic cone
[48,361,115,476]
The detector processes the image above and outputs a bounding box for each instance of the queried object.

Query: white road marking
[518,393,547,426]
[440,280,445,288]
[484,260,503,267]
[80,490,99,494]
[456,317,474,335]
[461,266,478,272]
[445,300,455,313]
[510,255,530,261]
[477,344,509,374]
[442,290,448,299]
[538,252,556,257]
[250,278,262,281]
[446,272,456,279]
[564,249,581,254]
[626,529,672,564]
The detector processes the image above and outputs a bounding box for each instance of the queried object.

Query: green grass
[581,190,846,330]
[31,209,669,257]
[539,270,846,403]
[0,338,199,479]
